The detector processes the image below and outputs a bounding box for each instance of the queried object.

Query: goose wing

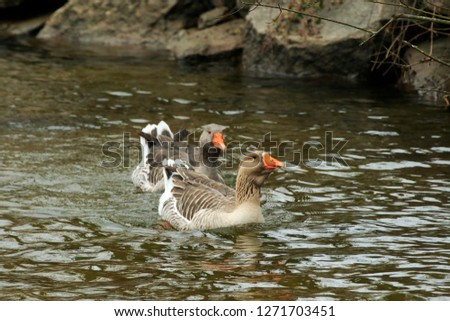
[159,168,235,226]
[174,168,234,198]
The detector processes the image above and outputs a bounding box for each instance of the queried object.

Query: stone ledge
[168,19,245,63]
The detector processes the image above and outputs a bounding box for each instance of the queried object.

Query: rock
[0,0,66,38]
[37,0,180,49]
[235,0,249,18]
[0,0,23,8]
[198,6,228,29]
[163,0,215,29]
[36,0,244,63]
[167,18,244,63]
[212,0,236,8]
[0,14,50,37]
[401,38,450,104]
[243,0,406,78]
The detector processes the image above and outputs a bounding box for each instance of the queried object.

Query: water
[1,43,449,300]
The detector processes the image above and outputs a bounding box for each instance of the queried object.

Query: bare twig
[219,3,248,20]
[372,0,450,20]
[360,17,395,46]
[395,13,450,25]
[402,40,450,67]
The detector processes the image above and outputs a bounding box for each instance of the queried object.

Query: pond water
[1,42,449,300]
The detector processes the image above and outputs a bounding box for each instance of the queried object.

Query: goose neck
[235,171,262,205]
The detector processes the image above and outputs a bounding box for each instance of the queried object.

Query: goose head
[238,151,284,187]
[199,124,227,152]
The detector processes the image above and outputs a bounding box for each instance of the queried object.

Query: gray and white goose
[132,121,227,192]
[188,123,227,184]
[158,150,284,231]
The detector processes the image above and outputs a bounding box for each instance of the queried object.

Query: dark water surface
[1,43,449,300]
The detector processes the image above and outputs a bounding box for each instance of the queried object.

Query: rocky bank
[0,0,449,105]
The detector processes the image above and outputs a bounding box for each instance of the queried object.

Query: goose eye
[207,130,211,134]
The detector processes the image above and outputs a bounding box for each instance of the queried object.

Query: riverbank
[0,0,448,106]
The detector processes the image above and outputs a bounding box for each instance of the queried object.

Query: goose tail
[157,120,174,139]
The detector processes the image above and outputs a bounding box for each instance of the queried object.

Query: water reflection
[0,43,449,300]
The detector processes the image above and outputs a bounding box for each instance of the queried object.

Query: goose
[188,123,227,183]
[158,150,284,231]
[131,122,168,192]
[131,121,226,192]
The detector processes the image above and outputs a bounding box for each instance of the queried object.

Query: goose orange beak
[212,132,226,151]
[263,153,284,170]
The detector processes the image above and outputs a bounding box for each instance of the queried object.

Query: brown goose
[158,150,284,231]
[131,121,226,192]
